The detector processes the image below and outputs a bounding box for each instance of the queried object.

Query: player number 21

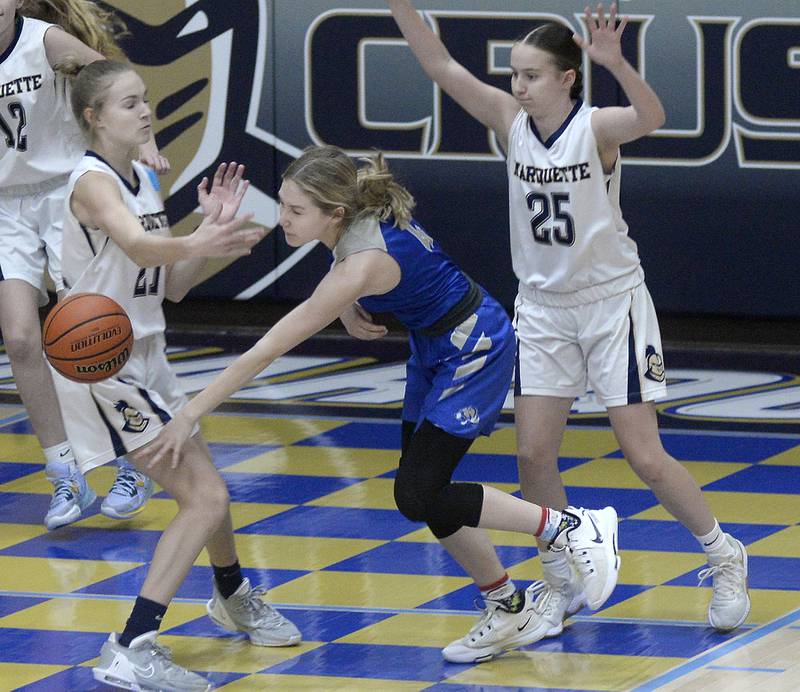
[134,267,161,297]
[526,191,575,246]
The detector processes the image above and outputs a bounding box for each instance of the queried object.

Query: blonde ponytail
[356,152,415,229]
[20,0,128,60]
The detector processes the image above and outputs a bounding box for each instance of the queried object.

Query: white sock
[694,520,733,560]
[43,443,78,479]
[481,576,516,601]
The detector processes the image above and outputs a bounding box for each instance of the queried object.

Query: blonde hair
[20,0,128,65]
[69,59,133,135]
[283,145,416,229]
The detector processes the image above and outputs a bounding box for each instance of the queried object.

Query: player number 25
[525,191,575,246]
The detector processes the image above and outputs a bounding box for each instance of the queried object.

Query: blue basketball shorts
[403,294,515,439]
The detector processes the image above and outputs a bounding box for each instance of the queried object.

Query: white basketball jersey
[62,154,167,339]
[0,17,85,191]
[507,101,640,296]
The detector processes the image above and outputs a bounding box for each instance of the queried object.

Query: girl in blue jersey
[386,0,749,638]
[148,144,622,663]
[0,0,166,530]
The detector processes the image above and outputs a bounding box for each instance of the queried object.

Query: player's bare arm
[580,3,665,165]
[386,0,519,148]
[72,171,265,267]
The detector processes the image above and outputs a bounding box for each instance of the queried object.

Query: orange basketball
[43,293,133,383]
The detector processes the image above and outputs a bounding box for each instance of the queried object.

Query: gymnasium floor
[0,338,799,691]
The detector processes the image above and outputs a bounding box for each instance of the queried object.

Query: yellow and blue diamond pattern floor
[0,351,800,690]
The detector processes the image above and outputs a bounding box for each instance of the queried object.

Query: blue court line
[632,606,800,690]
[707,665,785,673]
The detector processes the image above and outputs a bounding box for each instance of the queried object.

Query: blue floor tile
[238,505,415,539]
[668,555,800,591]
[702,464,800,494]
[0,595,48,618]
[0,462,42,484]
[325,541,536,576]
[262,642,463,680]
[77,564,306,599]
[618,520,785,552]
[605,433,799,463]
[562,487,659,519]
[294,422,401,450]
[0,628,108,664]
[0,526,159,562]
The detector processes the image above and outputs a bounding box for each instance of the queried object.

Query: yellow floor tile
[761,447,800,466]
[396,526,538,548]
[338,611,475,647]
[192,534,384,571]
[467,427,516,454]
[199,416,344,445]
[0,555,141,594]
[596,585,800,625]
[748,525,800,557]
[307,478,398,509]
[617,550,707,586]
[561,458,749,489]
[633,491,800,524]
[0,598,204,632]
[225,445,400,478]
[559,428,621,458]
[0,523,47,550]
[0,663,69,691]
[75,499,292,532]
[268,571,471,609]
[160,634,319,674]
[0,433,45,463]
[225,675,429,690]
[447,651,683,690]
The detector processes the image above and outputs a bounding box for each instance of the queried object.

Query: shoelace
[528,580,554,615]
[50,478,77,505]
[465,599,499,640]
[111,469,143,497]
[144,641,198,679]
[697,560,745,600]
[236,585,286,625]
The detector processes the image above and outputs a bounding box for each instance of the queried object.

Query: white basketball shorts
[514,281,667,407]
[0,177,67,303]
[51,332,192,474]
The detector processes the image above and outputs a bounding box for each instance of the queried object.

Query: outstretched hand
[144,412,194,470]
[573,3,627,69]
[198,162,250,224]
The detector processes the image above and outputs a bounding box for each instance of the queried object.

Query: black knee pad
[393,463,433,523]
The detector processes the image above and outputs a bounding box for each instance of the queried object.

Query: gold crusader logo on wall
[104,0,306,298]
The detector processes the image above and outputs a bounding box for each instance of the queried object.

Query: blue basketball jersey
[336,217,471,331]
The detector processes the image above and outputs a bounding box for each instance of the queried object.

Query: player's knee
[3,328,43,365]
[628,452,669,487]
[393,466,433,523]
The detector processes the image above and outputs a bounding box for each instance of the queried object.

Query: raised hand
[573,3,627,69]
[198,162,250,224]
[190,202,268,258]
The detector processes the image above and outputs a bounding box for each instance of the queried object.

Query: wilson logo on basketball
[74,348,130,376]
[69,326,123,353]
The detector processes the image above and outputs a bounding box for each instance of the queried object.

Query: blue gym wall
[108,1,800,318]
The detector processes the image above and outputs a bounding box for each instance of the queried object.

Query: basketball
[43,293,133,383]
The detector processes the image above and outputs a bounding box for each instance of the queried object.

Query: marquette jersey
[62,153,167,339]
[507,100,641,296]
[0,17,84,191]
[332,215,471,330]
